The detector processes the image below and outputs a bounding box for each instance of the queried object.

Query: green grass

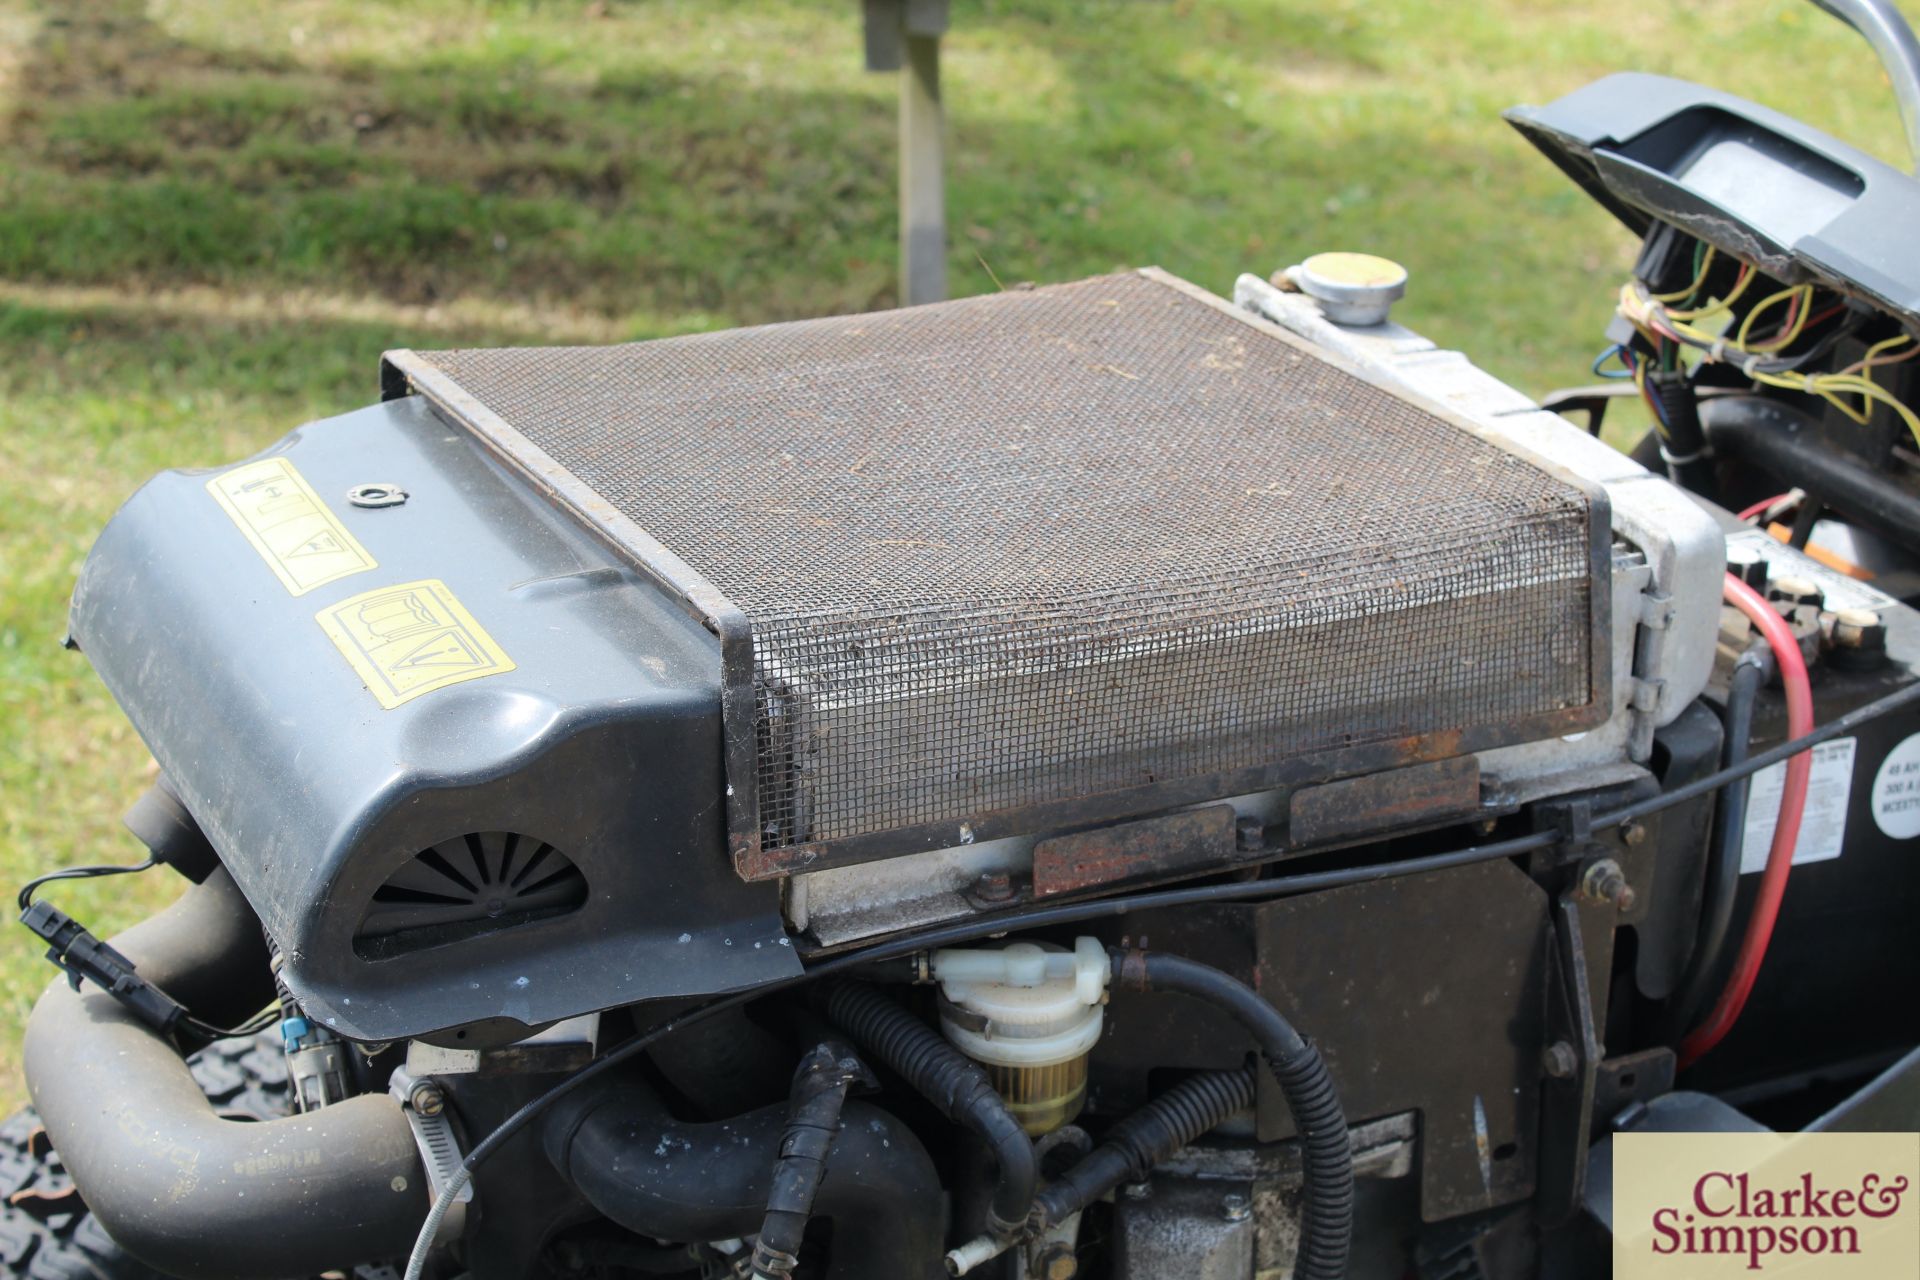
[0,0,1914,1103]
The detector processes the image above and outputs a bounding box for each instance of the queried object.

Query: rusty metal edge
[379,349,766,876]
[1032,804,1238,898]
[1288,756,1482,848]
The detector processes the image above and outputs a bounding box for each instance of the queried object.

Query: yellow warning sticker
[206,458,377,596]
[316,579,516,709]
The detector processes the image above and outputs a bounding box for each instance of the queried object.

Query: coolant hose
[1679,575,1815,1067]
[542,1069,944,1280]
[1669,646,1765,1031]
[1033,1068,1255,1227]
[1118,950,1354,1280]
[821,981,1038,1240]
[20,868,426,1280]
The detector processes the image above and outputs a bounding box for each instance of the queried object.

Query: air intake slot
[355,832,586,960]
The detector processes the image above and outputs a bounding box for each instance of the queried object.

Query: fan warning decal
[207,458,377,596]
[316,579,516,709]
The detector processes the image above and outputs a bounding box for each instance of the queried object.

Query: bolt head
[409,1081,446,1117]
[1121,1181,1151,1201]
[971,870,1015,903]
[1038,1247,1079,1280]
[1221,1191,1252,1222]
[1621,820,1648,847]
[1542,1041,1578,1080]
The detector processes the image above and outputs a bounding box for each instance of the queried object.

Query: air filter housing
[387,269,1609,881]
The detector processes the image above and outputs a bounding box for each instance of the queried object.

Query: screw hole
[1493,1142,1518,1161]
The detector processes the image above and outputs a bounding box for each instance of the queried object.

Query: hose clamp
[389,1067,473,1244]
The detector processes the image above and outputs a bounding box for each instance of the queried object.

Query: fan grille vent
[355,832,586,960]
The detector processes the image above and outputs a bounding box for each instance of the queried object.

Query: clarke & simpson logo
[1616,1132,1920,1278]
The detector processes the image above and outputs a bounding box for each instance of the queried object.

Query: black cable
[17,857,156,912]
[181,1005,281,1045]
[1670,649,1765,1031]
[750,1042,868,1279]
[1127,954,1352,1280]
[405,674,1920,1277]
[1033,1068,1254,1228]
[18,857,274,1046]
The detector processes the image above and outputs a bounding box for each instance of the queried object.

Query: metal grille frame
[383,270,1612,881]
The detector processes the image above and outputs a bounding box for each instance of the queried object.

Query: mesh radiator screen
[405,271,1600,857]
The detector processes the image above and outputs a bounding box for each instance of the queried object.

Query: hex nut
[1580,858,1635,911]
[1832,608,1887,650]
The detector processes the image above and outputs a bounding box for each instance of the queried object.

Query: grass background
[0,0,1914,1103]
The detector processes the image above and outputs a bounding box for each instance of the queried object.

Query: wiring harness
[1604,244,1920,448]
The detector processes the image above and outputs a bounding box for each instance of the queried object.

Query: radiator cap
[1283,251,1408,326]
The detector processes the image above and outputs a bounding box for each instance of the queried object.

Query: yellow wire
[1838,333,1917,377]
[1618,266,1920,448]
[1667,265,1756,321]
[1737,285,1815,351]
[1753,368,1920,442]
[1652,246,1715,303]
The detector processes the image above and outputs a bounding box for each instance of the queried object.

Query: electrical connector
[18,900,187,1038]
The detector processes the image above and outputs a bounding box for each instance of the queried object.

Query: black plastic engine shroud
[69,395,801,1042]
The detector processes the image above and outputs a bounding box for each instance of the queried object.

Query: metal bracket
[1625,589,1676,762]
[1535,797,1598,870]
[1536,892,1603,1226]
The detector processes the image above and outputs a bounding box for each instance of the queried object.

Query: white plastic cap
[932,936,1109,1068]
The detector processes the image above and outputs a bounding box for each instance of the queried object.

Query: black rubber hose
[1670,649,1766,1031]
[21,869,427,1280]
[821,981,1037,1240]
[542,1071,944,1280]
[1033,1068,1255,1227]
[1124,951,1353,1280]
[752,1041,873,1279]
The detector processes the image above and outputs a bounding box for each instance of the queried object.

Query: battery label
[1740,737,1855,873]
[316,579,516,709]
[207,457,377,596]
[1871,731,1920,839]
